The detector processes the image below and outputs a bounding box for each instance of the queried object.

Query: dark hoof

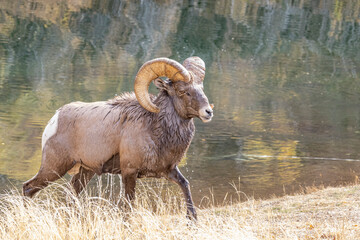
[186,210,197,222]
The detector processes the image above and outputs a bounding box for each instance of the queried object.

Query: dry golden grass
[0,178,359,239]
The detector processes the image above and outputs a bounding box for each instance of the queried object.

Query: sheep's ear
[153,78,172,91]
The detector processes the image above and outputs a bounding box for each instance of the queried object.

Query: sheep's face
[155,79,213,122]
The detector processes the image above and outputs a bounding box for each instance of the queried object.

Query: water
[0,0,360,204]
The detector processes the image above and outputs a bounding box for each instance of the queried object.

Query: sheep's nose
[205,108,213,117]
[199,106,213,123]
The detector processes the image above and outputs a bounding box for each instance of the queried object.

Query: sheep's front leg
[168,166,197,220]
[122,169,137,202]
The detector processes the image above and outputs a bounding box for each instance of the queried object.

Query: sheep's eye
[178,90,191,97]
[178,90,186,96]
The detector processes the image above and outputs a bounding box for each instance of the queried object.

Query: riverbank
[0,183,359,239]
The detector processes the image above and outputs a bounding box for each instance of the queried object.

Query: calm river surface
[0,0,360,204]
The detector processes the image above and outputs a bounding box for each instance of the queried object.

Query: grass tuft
[0,177,359,239]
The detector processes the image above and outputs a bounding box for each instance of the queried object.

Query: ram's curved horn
[134,58,191,113]
[182,56,206,83]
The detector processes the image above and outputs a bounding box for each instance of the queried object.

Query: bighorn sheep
[23,57,213,219]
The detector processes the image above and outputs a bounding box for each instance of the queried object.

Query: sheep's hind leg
[168,166,197,220]
[70,167,95,195]
[23,160,74,198]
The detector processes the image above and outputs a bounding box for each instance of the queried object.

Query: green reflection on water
[0,0,360,202]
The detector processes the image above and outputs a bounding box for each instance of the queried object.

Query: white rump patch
[42,110,60,150]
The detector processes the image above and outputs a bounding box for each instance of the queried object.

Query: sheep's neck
[153,92,195,159]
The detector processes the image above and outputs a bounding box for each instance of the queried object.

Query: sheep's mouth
[186,113,212,122]
[199,115,212,123]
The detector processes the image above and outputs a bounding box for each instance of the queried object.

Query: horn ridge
[182,56,206,83]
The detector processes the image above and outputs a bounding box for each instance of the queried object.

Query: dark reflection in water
[0,0,360,204]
